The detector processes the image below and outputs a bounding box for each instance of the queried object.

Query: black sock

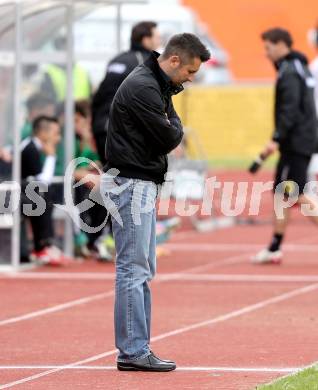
[268,233,283,252]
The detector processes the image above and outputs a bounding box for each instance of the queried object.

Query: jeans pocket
[131,181,157,216]
[113,176,123,186]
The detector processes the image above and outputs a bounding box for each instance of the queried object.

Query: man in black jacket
[102,33,210,371]
[92,21,161,164]
[253,28,318,264]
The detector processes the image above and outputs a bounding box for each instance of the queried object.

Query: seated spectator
[54,100,112,260]
[21,115,70,266]
[21,93,56,140]
[74,100,100,170]
[0,147,12,180]
[72,101,114,261]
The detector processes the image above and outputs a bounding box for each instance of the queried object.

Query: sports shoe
[156,217,181,245]
[74,232,91,258]
[251,248,282,265]
[89,241,114,262]
[101,234,116,256]
[47,245,73,262]
[31,246,71,266]
[158,217,181,231]
[75,244,91,259]
[156,223,170,245]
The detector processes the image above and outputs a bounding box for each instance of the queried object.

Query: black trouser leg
[27,193,54,252]
[86,201,110,247]
[93,132,107,166]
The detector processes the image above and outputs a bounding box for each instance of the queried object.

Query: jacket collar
[275,50,309,70]
[32,136,42,151]
[144,51,184,96]
[130,42,151,54]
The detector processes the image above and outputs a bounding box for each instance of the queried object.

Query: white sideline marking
[0,291,114,327]
[1,283,317,389]
[0,365,299,373]
[177,366,298,373]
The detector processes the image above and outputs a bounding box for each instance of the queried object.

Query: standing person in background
[40,36,92,104]
[307,22,318,183]
[252,28,318,264]
[72,101,114,261]
[309,22,318,113]
[0,146,12,180]
[92,21,161,165]
[103,33,210,371]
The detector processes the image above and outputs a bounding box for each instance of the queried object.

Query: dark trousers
[74,184,109,246]
[93,131,107,166]
[22,188,54,252]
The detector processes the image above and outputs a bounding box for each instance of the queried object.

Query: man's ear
[141,36,150,50]
[169,55,181,68]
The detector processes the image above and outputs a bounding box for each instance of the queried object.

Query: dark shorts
[274,153,311,196]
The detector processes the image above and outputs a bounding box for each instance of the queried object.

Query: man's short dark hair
[26,93,55,113]
[315,28,318,48]
[162,33,211,63]
[131,21,157,47]
[55,101,90,119]
[261,28,293,48]
[32,115,59,136]
[75,100,91,118]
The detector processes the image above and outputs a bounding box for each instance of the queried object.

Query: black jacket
[92,43,151,138]
[104,51,184,184]
[273,51,318,156]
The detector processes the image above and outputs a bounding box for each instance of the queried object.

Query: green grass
[255,364,318,390]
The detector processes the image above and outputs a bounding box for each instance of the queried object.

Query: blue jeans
[102,175,158,362]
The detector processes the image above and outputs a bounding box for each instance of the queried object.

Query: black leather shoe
[150,350,174,364]
[117,352,176,372]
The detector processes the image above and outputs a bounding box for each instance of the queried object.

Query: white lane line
[0,365,299,373]
[164,243,318,252]
[175,253,250,275]
[157,274,318,283]
[0,272,116,280]
[1,282,317,389]
[150,283,318,343]
[2,231,317,282]
[0,350,117,390]
[0,290,114,327]
[171,230,201,240]
[1,232,316,327]
[4,272,318,283]
[0,251,248,328]
[1,232,317,327]
[0,252,248,328]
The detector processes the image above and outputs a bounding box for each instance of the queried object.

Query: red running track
[1,195,318,388]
